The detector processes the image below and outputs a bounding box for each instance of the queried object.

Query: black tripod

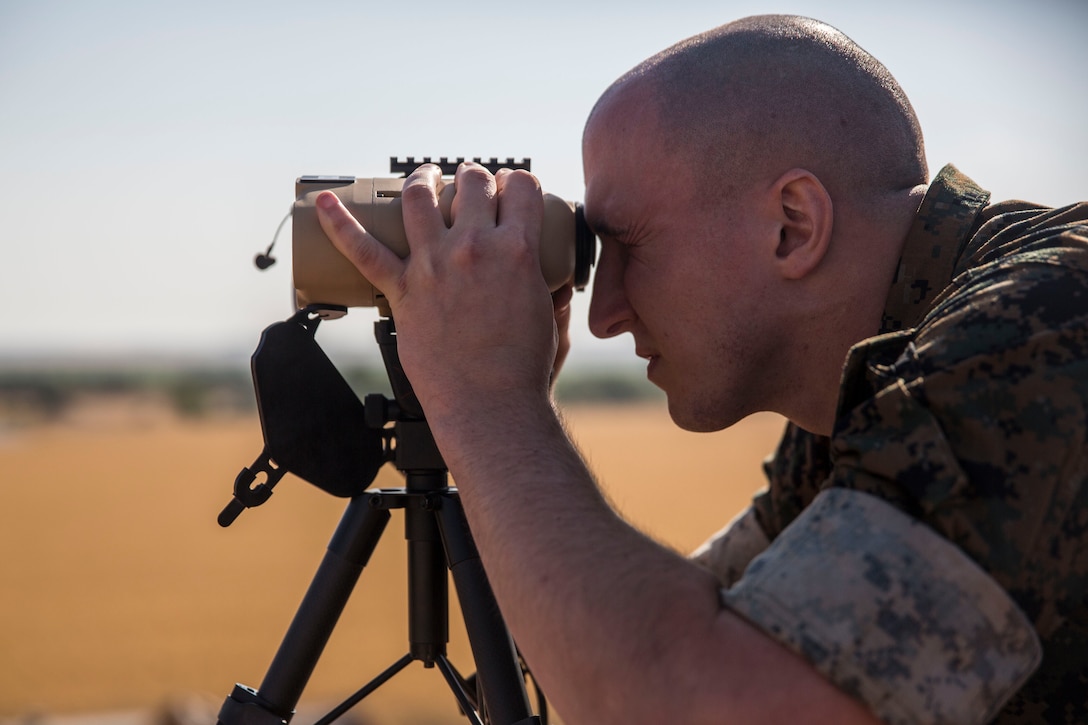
[215,307,544,725]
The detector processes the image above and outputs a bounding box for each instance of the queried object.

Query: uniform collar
[879,164,991,333]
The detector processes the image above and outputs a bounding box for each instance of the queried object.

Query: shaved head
[588,15,927,206]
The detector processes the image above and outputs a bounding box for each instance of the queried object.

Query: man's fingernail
[316,191,337,210]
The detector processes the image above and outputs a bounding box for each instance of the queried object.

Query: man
[316,15,1088,724]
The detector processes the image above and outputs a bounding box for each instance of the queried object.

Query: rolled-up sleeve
[721,488,1041,725]
[691,505,771,588]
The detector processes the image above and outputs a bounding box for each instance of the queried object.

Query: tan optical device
[291,173,597,315]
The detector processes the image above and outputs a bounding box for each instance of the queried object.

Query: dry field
[0,401,785,724]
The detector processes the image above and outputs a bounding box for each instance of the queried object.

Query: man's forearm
[425,394,879,724]
[427,393,726,721]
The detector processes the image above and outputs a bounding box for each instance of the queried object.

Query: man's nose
[587,244,635,339]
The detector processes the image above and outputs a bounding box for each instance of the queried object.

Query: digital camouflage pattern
[726,165,1088,723]
[692,505,770,588]
[722,488,1041,724]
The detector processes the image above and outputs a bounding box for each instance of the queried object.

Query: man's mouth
[637,350,659,378]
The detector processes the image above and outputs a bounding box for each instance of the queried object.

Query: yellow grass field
[0,402,785,724]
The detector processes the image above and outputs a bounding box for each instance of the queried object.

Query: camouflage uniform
[693,165,1088,723]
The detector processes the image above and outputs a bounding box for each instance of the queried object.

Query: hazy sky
[2,0,1086,369]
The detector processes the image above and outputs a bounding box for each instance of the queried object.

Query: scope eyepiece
[573,203,595,290]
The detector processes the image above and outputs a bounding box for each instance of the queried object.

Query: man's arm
[315,162,880,724]
[426,393,880,724]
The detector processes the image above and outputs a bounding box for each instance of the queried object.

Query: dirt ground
[0,402,784,723]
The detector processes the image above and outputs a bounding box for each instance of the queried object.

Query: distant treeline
[0,366,257,421]
[0,364,660,422]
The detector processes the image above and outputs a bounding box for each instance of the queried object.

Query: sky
[2,0,1086,370]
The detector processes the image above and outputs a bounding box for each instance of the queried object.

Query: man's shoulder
[959,199,1088,273]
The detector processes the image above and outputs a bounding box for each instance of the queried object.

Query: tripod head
[218,304,438,526]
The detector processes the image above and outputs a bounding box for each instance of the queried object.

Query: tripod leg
[435,655,486,725]
[218,492,391,724]
[311,652,414,725]
[436,493,541,725]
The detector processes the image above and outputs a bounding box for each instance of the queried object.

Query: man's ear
[773,169,833,280]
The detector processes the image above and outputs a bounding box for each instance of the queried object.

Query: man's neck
[780,184,928,436]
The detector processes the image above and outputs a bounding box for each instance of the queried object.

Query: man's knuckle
[330,214,356,238]
[401,182,436,206]
[346,237,381,267]
[506,168,538,186]
[449,237,486,267]
[460,164,492,183]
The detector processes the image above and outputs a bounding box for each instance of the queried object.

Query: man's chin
[665,396,735,433]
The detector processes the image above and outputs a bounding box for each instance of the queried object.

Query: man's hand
[550,283,573,387]
[315,162,558,415]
